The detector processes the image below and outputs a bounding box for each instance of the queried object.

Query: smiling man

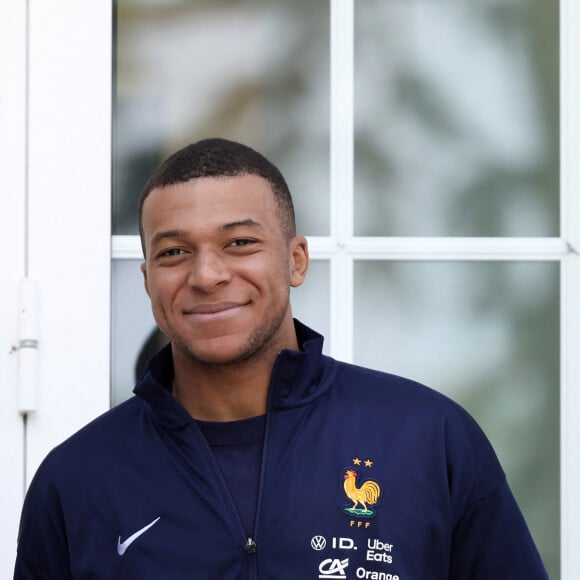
[15,139,547,579]
[140,172,308,421]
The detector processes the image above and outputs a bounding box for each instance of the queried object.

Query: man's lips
[185,302,247,320]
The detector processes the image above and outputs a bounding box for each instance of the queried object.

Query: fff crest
[342,458,381,518]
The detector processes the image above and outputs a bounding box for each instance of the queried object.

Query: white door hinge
[17,277,40,414]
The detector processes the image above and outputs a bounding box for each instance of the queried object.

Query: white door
[0,2,111,576]
[0,1,27,572]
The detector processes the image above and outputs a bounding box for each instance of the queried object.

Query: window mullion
[347,237,569,261]
[330,0,354,362]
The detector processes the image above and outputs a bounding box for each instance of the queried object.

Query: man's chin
[173,336,261,368]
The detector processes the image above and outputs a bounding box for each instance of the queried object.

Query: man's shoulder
[38,396,146,477]
[328,358,495,451]
[67,395,143,440]
[329,358,505,495]
[331,358,463,413]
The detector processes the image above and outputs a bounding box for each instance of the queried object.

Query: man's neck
[171,349,280,422]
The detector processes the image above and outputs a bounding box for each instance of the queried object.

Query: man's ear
[289,236,309,288]
[140,262,151,297]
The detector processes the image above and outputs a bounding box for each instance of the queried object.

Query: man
[15,138,547,578]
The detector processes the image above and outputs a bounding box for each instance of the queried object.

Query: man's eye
[231,239,255,247]
[161,248,184,257]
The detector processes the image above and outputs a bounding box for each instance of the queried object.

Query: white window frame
[0,0,576,577]
[559,1,580,574]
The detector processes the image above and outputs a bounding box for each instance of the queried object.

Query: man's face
[140,174,308,367]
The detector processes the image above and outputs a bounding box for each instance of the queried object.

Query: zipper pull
[243,537,257,554]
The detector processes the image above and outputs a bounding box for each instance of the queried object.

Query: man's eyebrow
[150,229,189,246]
[220,219,262,231]
[150,221,261,245]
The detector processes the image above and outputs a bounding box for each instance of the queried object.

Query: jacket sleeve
[444,407,548,579]
[13,462,74,580]
[449,479,548,579]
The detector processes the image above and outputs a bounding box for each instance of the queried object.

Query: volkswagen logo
[311,535,327,551]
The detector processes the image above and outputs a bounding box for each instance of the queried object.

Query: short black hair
[138,138,296,255]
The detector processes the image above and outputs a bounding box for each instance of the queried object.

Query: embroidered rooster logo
[343,469,381,517]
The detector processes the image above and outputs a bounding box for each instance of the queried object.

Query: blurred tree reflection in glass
[114,0,330,237]
[354,261,559,577]
[354,0,558,236]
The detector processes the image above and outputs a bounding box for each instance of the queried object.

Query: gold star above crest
[353,458,362,465]
[364,459,373,467]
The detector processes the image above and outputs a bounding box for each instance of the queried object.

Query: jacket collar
[134,320,333,429]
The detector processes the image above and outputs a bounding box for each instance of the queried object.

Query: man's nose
[187,250,231,292]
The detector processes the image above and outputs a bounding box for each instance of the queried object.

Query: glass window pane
[353,260,559,577]
[111,259,158,406]
[111,259,330,406]
[113,0,330,237]
[354,0,559,237]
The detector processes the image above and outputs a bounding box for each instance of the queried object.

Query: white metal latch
[17,278,40,414]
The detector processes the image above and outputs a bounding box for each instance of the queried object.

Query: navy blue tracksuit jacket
[15,322,547,579]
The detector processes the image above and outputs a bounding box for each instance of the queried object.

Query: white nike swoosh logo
[117,516,161,556]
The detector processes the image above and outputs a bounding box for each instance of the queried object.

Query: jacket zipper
[189,420,260,575]
[243,537,257,554]
[244,354,280,577]
[244,410,271,579]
